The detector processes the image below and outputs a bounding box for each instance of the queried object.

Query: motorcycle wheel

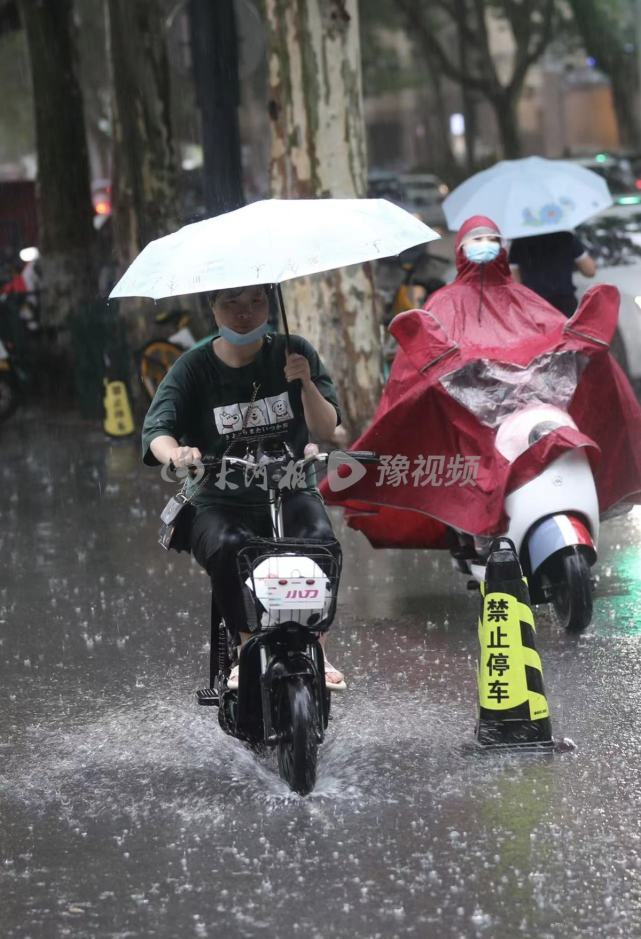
[551,548,593,633]
[277,677,318,796]
[0,375,18,422]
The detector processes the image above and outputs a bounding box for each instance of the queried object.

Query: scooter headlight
[528,420,562,446]
[495,405,578,462]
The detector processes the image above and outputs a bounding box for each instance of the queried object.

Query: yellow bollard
[476,538,553,749]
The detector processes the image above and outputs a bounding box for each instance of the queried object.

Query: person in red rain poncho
[321,215,641,548]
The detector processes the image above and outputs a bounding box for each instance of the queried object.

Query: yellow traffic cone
[103,378,134,437]
[476,537,553,750]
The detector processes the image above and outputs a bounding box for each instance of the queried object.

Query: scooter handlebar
[169,448,380,476]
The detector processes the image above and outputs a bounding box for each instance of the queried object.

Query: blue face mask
[218,321,270,346]
[464,241,501,264]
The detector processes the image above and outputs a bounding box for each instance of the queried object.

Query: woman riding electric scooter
[142,283,346,688]
[321,216,641,631]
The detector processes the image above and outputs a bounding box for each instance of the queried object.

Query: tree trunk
[493,91,521,159]
[265,0,381,439]
[425,55,458,175]
[188,0,245,216]
[568,0,641,152]
[608,59,641,150]
[107,0,179,270]
[18,0,96,330]
[455,0,476,174]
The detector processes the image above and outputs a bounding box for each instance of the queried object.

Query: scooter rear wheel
[552,548,593,632]
[277,677,319,796]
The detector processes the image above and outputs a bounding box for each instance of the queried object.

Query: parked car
[367,170,449,228]
[367,170,405,204]
[568,154,638,203]
[399,173,449,228]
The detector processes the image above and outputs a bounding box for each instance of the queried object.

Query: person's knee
[203,526,249,573]
[295,519,333,541]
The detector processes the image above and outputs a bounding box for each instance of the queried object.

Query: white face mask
[463,239,501,264]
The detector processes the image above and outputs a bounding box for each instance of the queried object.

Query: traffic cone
[476,537,553,750]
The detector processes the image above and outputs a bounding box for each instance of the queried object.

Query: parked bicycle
[176,439,377,795]
[137,309,200,399]
[381,249,450,379]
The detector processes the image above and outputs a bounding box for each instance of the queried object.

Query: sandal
[228,661,346,692]
[227,664,239,691]
[324,659,347,692]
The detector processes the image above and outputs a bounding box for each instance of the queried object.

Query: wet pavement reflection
[2,410,641,938]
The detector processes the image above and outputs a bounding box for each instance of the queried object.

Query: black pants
[191,490,337,643]
[545,292,578,318]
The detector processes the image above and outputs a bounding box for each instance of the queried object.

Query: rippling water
[3,413,641,938]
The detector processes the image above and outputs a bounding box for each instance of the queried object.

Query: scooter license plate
[263,576,327,610]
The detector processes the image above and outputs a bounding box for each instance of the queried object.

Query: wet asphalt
[2,409,641,938]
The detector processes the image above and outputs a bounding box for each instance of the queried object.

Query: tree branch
[509,0,555,92]
[471,0,501,95]
[394,0,494,93]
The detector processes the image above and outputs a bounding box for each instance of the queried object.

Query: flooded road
[3,410,641,938]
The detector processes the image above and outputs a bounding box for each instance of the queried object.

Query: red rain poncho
[322,216,641,548]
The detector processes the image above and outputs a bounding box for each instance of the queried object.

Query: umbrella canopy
[109,198,440,300]
[443,156,613,239]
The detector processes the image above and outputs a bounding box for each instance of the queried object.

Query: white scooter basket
[247,555,331,627]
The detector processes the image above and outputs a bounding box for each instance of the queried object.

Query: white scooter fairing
[460,404,598,604]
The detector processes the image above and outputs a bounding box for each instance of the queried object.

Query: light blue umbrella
[443,156,612,238]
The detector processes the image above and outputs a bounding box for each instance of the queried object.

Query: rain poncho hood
[321,215,641,548]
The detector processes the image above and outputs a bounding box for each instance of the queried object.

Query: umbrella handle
[276,283,290,353]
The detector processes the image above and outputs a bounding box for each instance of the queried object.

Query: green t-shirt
[141,333,341,508]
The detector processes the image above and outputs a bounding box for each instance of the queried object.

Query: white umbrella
[443,156,613,238]
[109,198,440,300]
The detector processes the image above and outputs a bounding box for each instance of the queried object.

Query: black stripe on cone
[476,538,553,750]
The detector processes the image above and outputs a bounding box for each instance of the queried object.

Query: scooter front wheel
[551,548,593,632]
[277,677,319,796]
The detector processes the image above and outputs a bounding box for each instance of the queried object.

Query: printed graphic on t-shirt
[241,399,269,428]
[265,392,294,423]
[213,391,294,436]
[215,404,243,433]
